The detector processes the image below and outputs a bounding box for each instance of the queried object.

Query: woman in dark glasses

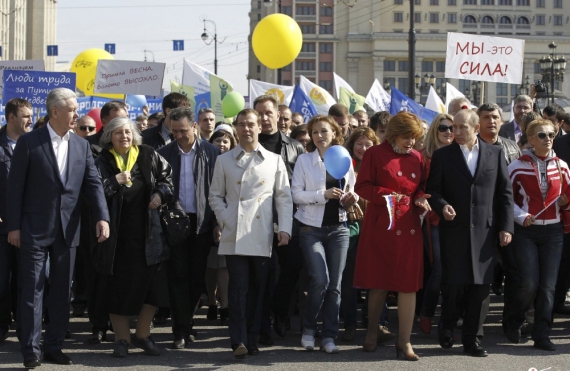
[417,113,454,335]
[506,119,570,351]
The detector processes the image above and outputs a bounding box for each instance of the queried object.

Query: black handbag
[159,201,191,246]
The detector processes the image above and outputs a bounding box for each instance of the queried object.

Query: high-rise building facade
[249,0,570,107]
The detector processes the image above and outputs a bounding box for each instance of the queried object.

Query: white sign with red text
[94,60,165,96]
[445,32,525,84]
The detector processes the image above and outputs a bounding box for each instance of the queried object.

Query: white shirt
[178,141,197,214]
[47,123,70,184]
[459,138,479,177]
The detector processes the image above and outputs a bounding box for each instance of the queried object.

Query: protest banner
[299,75,336,115]
[0,60,45,90]
[365,79,391,113]
[182,59,211,95]
[339,87,365,114]
[289,85,317,123]
[170,80,196,109]
[445,32,525,84]
[249,80,294,107]
[209,74,233,122]
[2,70,76,108]
[94,60,165,96]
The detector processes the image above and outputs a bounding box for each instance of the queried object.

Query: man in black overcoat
[427,109,514,357]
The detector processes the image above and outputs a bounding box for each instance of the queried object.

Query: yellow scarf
[110,146,139,186]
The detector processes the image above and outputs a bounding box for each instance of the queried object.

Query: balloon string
[339,179,347,228]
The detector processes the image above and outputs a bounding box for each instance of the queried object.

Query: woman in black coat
[95,117,173,358]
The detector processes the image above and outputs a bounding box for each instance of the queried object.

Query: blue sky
[56,1,251,94]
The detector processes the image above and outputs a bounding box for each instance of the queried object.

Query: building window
[394,12,404,22]
[496,82,508,96]
[554,32,563,36]
[536,32,546,35]
[554,15,563,26]
[517,16,529,24]
[554,0,562,8]
[516,0,529,5]
[536,15,545,25]
[384,60,396,71]
[498,0,511,4]
[319,80,332,93]
[281,6,292,15]
[283,80,291,86]
[398,78,410,95]
[256,65,261,73]
[448,0,457,4]
[481,15,494,23]
[282,64,291,71]
[463,15,477,23]
[430,0,439,4]
[430,13,439,23]
[386,78,396,89]
[301,43,315,52]
[297,6,315,15]
[320,25,333,34]
[320,6,332,16]
[398,61,409,71]
[257,13,261,21]
[300,24,315,34]
[448,13,457,23]
[534,63,541,73]
[536,0,545,7]
[463,0,476,4]
[320,43,333,53]
[257,1,261,9]
[499,16,512,24]
[436,61,446,72]
[394,0,404,4]
[415,0,422,4]
[319,62,332,72]
[422,61,434,72]
[414,12,422,23]
[296,61,315,70]
[481,0,494,4]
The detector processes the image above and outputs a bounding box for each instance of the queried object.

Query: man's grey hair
[170,107,195,124]
[46,88,77,114]
[513,94,533,107]
[477,103,503,119]
[454,109,479,127]
[448,96,472,116]
[99,117,143,149]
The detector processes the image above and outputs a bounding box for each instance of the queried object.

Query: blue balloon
[323,145,351,180]
[126,94,147,109]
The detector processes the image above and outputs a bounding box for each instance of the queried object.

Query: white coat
[208,144,293,257]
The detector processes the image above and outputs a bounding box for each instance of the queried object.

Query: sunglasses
[79,126,96,132]
[437,125,453,133]
[535,131,555,140]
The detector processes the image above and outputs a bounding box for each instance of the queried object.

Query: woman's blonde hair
[423,113,454,159]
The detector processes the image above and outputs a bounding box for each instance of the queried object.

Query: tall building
[249,0,570,108]
[0,0,57,71]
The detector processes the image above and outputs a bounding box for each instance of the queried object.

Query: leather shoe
[23,353,41,368]
[247,346,260,355]
[113,339,129,358]
[72,306,86,317]
[258,333,274,346]
[521,322,533,336]
[491,281,503,296]
[341,325,356,342]
[86,330,106,345]
[0,327,8,344]
[553,304,570,315]
[438,329,454,349]
[463,343,488,357]
[172,337,188,349]
[273,316,287,337]
[207,305,218,320]
[132,335,161,356]
[506,328,521,344]
[534,338,556,351]
[43,350,73,365]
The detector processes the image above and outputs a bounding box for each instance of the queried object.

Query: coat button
[256,215,260,219]
[396,230,401,235]
[471,223,474,228]
[261,181,265,185]
[396,210,402,216]
[471,184,474,189]
[240,197,244,201]
[410,229,415,235]
[397,171,402,176]
[258,197,261,202]
[237,181,241,185]
[411,173,416,178]
[471,203,474,208]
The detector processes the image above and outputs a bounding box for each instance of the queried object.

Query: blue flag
[389,87,439,125]
[289,85,318,123]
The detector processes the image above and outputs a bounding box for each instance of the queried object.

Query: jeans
[300,223,349,339]
[509,223,564,341]
[420,223,442,318]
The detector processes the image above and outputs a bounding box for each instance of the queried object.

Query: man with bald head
[427,109,514,358]
[74,116,97,139]
[447,97,472,116]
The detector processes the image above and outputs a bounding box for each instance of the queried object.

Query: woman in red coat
[354,112,430,360]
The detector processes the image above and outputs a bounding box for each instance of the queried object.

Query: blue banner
[194,92,211,119]
[2,70,76,108]
[289,85,318,123]
[389,87,438,124]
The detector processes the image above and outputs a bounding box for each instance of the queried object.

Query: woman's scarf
[109,145,139,187]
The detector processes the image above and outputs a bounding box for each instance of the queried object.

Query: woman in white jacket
[291,115,358,354]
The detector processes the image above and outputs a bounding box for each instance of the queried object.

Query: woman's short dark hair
[306,115,344,153]
[290,124,308,141]
[344,127,379,160]
[369,111,392,132]
[209,129,237,150]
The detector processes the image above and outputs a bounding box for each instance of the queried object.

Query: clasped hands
[324,187,357,208]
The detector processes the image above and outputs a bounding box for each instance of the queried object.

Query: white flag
[182,59,212,95]
[298,75,336,115]
[249,80,295,108]
[333,72,354,100]
[425,86,446,117]
[509,99,515,123]
[365,79,391,113]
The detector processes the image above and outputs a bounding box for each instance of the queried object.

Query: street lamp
[436,79,447,101]
[519,75,530,96]
[384,78,391,92]
[415,73,435,101]
[540,41,566,105]
[201,18,221,74]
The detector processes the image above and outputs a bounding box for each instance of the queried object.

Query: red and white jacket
[508,151,570,226]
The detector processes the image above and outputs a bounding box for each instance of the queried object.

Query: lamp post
[408,0,416,100]
[384,78,391,92]
[540,41,566,105]
[436,78,447,101]
[201,19,219,74]
[519,75,530,96]
[415,73,435,101]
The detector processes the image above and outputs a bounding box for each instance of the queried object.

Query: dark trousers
[167,226,212,337]
[272,235,303,319]
[340,229,359,328]
[17,232,75,357]
[498,242,520,333]
[71,242,87,311]
[84,214,109,333]
[440,283,490,346]
[0,236,18,330]
[226,255,269,348]
[510,223,563,341]
[554,233,570,308]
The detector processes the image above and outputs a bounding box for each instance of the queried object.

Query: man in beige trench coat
[209,108,293,359]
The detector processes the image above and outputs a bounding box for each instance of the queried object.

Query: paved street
[1,295,570,370]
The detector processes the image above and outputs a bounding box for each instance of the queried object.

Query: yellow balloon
[70,48,114,93]
[252,14,302,70]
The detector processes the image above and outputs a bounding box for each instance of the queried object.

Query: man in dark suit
[427,109,514,357]
[498,95,533,143]
[142,92,191,150]
[0,98,33,345]
[157,107,219,349]
[7,88,110,368]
